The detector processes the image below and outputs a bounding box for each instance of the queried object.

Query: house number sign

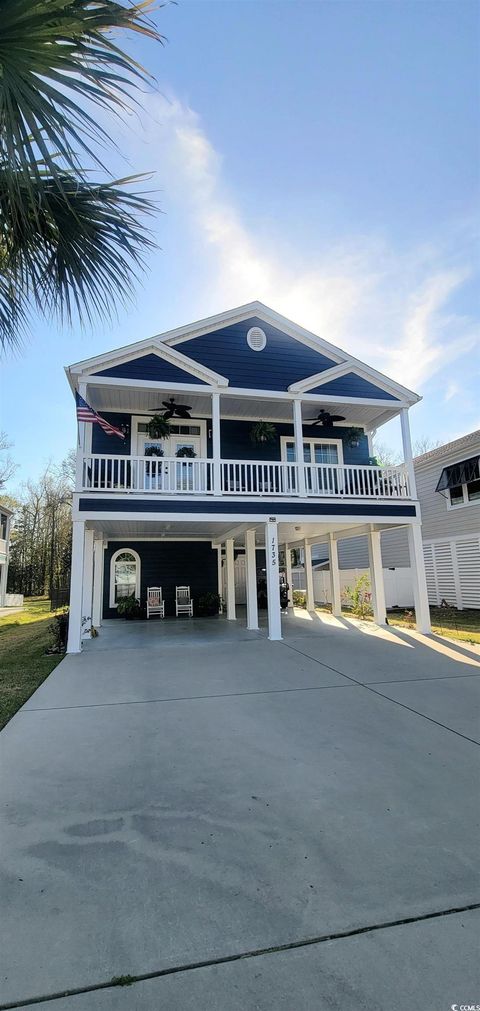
[269,518,277,569]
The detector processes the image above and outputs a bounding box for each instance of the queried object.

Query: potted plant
[147,414,170,439]
[342,427,362,447]
[250,421,276,444]
[144,445,164,458]
[176,446,197,458]
[116,593,142,620]
[196,591,221,616]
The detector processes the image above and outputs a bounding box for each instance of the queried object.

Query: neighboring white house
[0,504,13,607]
[66,301,432,651]
[295,430,480,611]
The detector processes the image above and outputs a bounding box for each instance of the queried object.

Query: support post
[216,545,223,612]
[225,538,236,620]
[367,528,387,625]
[304,538,315,611]
[76,381,88,490]
[400,408,417,498]
[265,519,282,640]
[328,533,342,616]
[245,528,259,630]
[212,392,222,495]
[284,542,293,609]
[407,524,431,633]
[67,520,85,653]
[92,535,105,629]
[81,528,95,638]
[293,399,306,496]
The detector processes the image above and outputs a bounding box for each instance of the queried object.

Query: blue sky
[1,0,479,490]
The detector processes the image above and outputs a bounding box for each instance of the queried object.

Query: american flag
[75,392,125,439]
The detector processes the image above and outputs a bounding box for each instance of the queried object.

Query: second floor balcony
[80,454,411,500]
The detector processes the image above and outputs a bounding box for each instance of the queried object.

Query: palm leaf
[0,165,157,348]
[0,0,163,181]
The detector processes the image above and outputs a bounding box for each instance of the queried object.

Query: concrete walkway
[1,611,479,1009]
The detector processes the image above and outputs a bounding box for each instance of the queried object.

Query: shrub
[116,594,142,619]
[196,592,221,616]
[342,574,372,619]
[292,589,306,608]
[48,610,69,652]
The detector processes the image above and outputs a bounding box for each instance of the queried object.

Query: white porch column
[81,528,95,638]
[216,545,223,612]
[92,535,105,629]
[265,519,282,640]
[367,528,387,625]
[245,528,259,630]
[400,408,417,498]
[67,520,85,653]
[225,538,236,620]
[328,533,342,616]
[211,392,222,496]
[293,399,306,496]
[407,524,431,633]
[304,539,315,611]
[284,542,293,608]
[75,381,88,490]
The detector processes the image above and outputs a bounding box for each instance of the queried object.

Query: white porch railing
[82,455,214,494]
[81,455,411,499]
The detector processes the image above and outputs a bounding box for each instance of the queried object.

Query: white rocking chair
[175,585,194,617]
[147,586,165,619]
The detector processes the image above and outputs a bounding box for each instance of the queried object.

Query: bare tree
[0,431,17,489]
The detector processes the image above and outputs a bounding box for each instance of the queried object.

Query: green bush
[342,574,372,619]
[116,594,142,619]
[292,589,306,608]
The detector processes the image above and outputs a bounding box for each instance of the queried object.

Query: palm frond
[0,165,157,349]
[0,0,163,181]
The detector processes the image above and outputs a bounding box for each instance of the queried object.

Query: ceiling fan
[151,397,192,420]
[307,408,346,427]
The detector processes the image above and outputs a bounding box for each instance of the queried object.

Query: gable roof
[65,301,420,404]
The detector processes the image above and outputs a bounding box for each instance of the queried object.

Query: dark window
[467,478,480,502]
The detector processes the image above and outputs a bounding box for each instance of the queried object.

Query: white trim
[66,301,419,404]
[131,415,208,458]
[289,361,407,402]
[446,481,480,510]
[109,547,141,608]
[280,434,344,466]
[70,340,229,388]
[77,374,406,411]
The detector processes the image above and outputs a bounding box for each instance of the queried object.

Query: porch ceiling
[83,383,399,428]
[85,518,405,546]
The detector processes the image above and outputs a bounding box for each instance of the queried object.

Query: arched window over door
[110,548,141,607]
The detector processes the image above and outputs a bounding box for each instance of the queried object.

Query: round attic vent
[246,326,267,351]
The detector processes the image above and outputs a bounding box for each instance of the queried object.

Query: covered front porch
[67,513,432,653]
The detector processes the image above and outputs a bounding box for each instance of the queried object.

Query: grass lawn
[0,597,65,731]
[315,603,480,645]
[388,607,480,645]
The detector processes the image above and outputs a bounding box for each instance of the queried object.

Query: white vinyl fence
[292,567,414,609]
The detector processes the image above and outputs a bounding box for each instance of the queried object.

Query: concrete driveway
[1,611,479,1009]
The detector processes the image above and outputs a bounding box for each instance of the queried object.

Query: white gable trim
[289,362,403,400]
[164,302,345,365]
[69,342,229,389]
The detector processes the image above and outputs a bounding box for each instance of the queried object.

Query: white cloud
[118,93,479,392]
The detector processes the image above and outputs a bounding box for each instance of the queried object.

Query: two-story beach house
[66,302,431,651]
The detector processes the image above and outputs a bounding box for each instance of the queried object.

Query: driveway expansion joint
[2,901,479,1010]
[282,641,480,746]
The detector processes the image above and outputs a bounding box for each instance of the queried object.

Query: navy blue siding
[91,413,131,455]
[219,420,370,465]
[103,540,217,619]
[179,317,337,391]
[308,373,398,401]
[82,498,416,519]
[94,353,208,385]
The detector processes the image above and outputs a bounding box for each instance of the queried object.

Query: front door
[138,430,204,491]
